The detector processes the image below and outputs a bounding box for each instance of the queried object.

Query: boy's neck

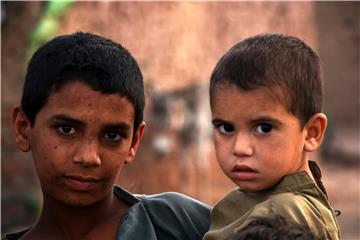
[302,160,316,182]
[27,191,129,239]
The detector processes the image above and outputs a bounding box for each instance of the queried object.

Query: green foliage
[27,0,74,61]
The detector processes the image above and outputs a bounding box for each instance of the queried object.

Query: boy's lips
[231,164,258,181]
[64,175,101,191]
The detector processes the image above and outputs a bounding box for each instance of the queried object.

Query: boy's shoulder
[139,191,211,213]
[248,191,340,240]
[206,172,340,240]
[114,186,211,240]
[210,170,323,216]
[3,188,211,240]
[137,191,212,238]
[250,191,329,222]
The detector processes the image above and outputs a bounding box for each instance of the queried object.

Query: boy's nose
[72,139,101,167]
[232,133,254,157]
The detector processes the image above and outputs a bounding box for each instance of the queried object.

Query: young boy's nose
[72,139,101,167]
[232,133,254,157]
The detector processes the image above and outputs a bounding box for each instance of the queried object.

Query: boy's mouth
[67,175,100,182]
[231,165,258,181]
[64,175,101,191]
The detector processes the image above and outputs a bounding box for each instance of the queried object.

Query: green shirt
[203,161,340,240]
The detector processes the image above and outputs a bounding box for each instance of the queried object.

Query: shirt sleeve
[237,192,339,240]
[142,192,212,240]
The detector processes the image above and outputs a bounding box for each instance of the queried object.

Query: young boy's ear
[13,106,31,152]
[303,113,327,152]
[125,121,146,164]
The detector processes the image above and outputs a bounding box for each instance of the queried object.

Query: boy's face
[211,85,308,192]
[14,81,144,207]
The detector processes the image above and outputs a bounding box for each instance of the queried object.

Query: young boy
[5,32,211,240]
[203,34,340,240]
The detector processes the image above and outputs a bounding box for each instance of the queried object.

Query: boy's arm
[238,193,340,240]
[141,192,212,240]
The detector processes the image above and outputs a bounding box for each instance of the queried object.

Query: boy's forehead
[53,80,132,107]
[210,83,302,128]
[45,81,135,120]
[211,83,289,108]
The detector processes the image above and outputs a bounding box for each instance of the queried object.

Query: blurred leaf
[31,16,59,42]
[45,0,74,18]
[26,0,75,61]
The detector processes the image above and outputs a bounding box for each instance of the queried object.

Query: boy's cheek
[212,133,223,148]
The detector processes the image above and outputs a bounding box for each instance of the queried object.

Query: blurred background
[1,1,359,239]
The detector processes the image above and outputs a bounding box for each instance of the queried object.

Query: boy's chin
[44,189,112,208]
[60,194,109,208]
[235,181,277,193]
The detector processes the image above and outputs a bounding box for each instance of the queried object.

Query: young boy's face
[211,84,308,192]
[14,81,144,207]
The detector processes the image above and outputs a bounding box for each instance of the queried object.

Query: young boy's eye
[104,132,122,142]
[255,123,273,134]
[218,124,235,134]
[58,125,76,135]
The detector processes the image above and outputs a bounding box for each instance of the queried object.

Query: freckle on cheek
[53,145,58,150]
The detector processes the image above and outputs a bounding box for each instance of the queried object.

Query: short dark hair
[21,32,144,131]
[210,33,323,127]
[232,215,316,240]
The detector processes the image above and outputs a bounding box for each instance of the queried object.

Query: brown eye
[105,132,122,141]
[58,125,76,135]
[218,124,234,134]
[255,123,272,134]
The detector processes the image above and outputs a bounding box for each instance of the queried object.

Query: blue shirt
[3,185,211,240]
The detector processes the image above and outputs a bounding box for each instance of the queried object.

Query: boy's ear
[303,113,327,152]
[125,121,146,164]
[13,106,31,152]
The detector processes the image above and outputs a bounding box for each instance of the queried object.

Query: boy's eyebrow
[103,123,131,131]
[211,118,232,125]
[211,116,283,125]
[250,116,283,125]
[50,114,131,130]
[50,114,83,125]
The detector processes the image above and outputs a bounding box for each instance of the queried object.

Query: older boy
[5,32,211,240]
[203,34,340,240]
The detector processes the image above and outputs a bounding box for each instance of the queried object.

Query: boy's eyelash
[213,123,222,128]
[213,121,230,128]
[254,122,274,134]
[213,122,235,134]
[103,129,129,141]
[105,131,123,139]
[58,124,75,131]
